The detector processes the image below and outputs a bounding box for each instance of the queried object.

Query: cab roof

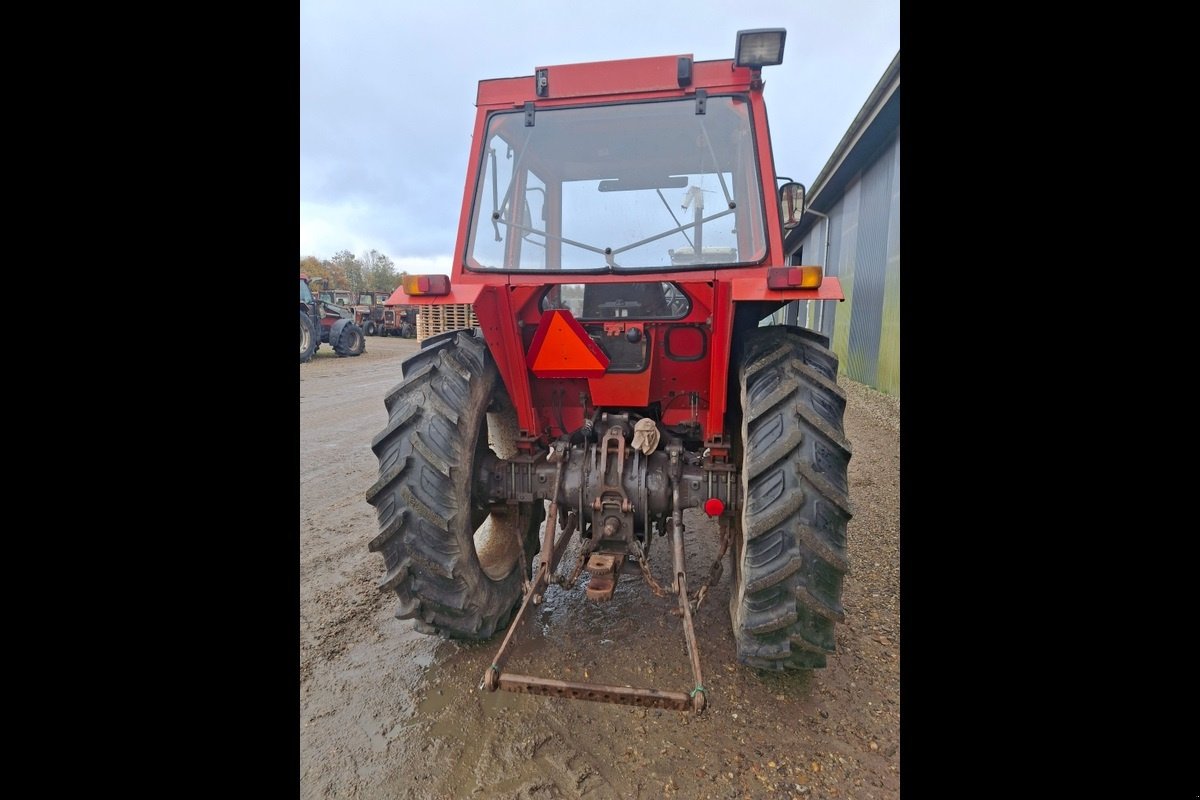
[476,56,755,107]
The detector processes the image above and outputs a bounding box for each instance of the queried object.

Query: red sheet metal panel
[731,276,845,301]
[476,57,753,106]
[533,55,691,99]
[385,283,482,306]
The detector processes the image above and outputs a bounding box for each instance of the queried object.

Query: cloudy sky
[300,0,899,272]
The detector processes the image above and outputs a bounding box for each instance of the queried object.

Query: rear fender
[329,318,351,348]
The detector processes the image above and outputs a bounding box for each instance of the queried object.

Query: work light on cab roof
[734,28,786,68]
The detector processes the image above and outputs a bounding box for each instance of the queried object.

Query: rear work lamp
[734,28,786,69]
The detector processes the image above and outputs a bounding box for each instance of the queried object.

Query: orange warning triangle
[527,309,610,378]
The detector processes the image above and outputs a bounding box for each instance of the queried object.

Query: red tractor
[378,303,417,338]
[300,275,366,362]
[350,290,386,336]
[365,29,850,713]
[353,292,414,337]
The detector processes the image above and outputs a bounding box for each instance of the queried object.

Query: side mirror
[779,181,806,229]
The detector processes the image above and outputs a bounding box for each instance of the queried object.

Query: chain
[545,514,735,613]
[691,517,733,611]
[514,506,533,596]
[552,546,588,589]
[631,539,675,599]
[533,458,569,594]
[628,518,735,611]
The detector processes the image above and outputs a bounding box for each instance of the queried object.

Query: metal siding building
[775,53,900,396]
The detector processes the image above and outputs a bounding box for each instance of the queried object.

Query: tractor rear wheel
[730,326,853,670]
[365,330,543,638]
[332,321,366,357]
[300,311,316,363]
[364,320,377,336]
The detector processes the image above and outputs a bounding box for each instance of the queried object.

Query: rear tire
[730,326,852,670]
[300,311,316,363]
[365,331,543,638]
[332,321,366,356]
[364,320,378,336]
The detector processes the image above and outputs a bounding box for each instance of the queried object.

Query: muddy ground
[300,333,899,799]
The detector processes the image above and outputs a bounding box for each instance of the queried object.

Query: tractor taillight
[402,274,451,296]
[766,266,823,289]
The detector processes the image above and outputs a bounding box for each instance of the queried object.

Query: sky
[299,0,899,273]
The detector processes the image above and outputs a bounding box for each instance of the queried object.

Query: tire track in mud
[299,569,388,685]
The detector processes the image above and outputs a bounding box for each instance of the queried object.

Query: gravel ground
[300,334,900,799]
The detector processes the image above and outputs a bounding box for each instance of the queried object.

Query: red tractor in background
[350,290,416,337]
[350,290,386,336]
[300,275,366,362]
[365,29,851,713]
[379,302,417,338]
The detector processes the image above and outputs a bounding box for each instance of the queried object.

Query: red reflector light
[703,498,725,517]
[402,274,451,296]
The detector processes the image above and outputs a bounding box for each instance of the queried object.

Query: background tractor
[378,302,417,338]
[318,287,354,307]
[300,275,366,362]
[365,29,851,712]
[351,290,388,336]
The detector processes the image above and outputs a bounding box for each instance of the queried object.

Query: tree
[363,250,399,293]
[300,250,402,293]
[300,255,322,277]
[299,255,341,288]
[331,250,362,293]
